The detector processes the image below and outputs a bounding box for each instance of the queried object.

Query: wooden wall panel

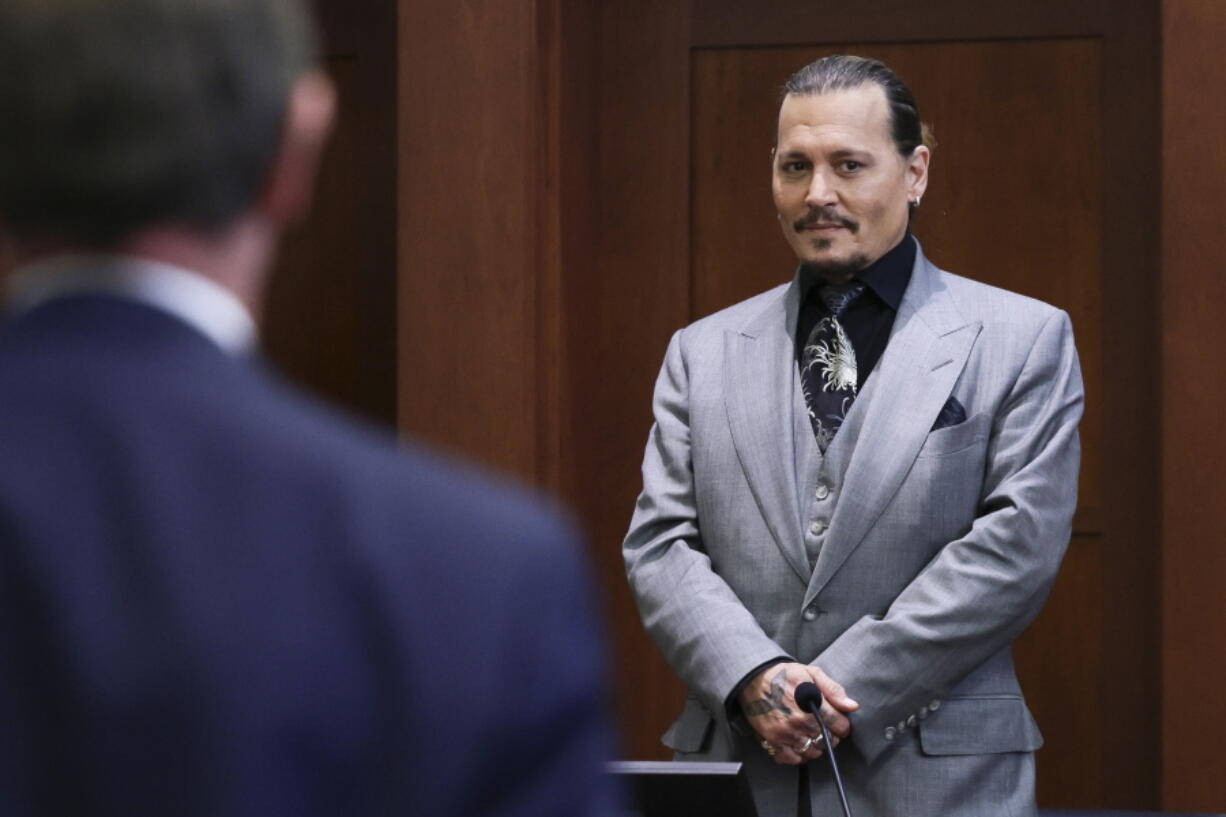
[1161,0,1226,810]
[397,1,545,478]
[264,1,397,426]
[1097,2,1162,807]
[690,37,1106,807]
[393,0,695,760]
[390,0,695,760]
[691,0,1105,47]
[1015,533,1105,806]
[568,0,693,760]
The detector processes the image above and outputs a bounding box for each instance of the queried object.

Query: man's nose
[804,170,838,209]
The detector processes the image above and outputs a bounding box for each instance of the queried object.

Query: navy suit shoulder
[0,296,617,817]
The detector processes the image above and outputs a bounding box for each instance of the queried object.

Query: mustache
[794,209,859,234]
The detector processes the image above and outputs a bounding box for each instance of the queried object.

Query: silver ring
[798,737,815,752]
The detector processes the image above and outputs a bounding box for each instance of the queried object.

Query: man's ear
[258,70,337,227]
[907,144,930,202]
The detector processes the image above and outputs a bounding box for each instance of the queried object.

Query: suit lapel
[807,253,982,600]
[724,281,810,584]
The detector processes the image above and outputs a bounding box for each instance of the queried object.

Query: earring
[911,196,922,207]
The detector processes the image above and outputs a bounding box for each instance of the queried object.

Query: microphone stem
[812,709,853,817]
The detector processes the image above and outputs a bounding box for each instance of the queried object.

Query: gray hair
[0,0,318,246]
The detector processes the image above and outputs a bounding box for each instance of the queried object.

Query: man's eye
[782,161,808,173]
[841,160,862,172]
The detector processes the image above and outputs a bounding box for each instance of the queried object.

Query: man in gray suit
[624,55,1083,817]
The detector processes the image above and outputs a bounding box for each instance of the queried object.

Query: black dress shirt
[795,233,915,389]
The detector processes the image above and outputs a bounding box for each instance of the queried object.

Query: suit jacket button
[917,706,929,720]
[883,726,897,742]
[897,719,907,732]
[802,603,819,622]
[929,699,941,712]
[814,483,830,501]
[808,520,826,536]
[906,715,917,729]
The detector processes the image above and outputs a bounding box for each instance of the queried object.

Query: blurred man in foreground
[0,1,617,815]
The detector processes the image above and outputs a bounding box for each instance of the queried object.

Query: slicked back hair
[779,55,932,157]
[0,0,318,247]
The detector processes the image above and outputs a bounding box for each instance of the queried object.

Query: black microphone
[794,682,854,817]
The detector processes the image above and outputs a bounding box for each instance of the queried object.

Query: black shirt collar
[800,232,915,311]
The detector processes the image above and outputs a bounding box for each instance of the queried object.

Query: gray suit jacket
[624,247,1083,817]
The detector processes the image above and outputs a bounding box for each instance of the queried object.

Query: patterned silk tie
[800,281,865,451]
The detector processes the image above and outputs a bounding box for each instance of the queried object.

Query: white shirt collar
[7,254,257,355]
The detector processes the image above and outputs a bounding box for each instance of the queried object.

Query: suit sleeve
[623,330,791,716]
[815,309,1083,765]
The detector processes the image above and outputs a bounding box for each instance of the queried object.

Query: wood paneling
[1016,533,1105,806]
[567,0,693,760]
[1161,0,1226,810]
[397,1,546,477]
[1097,1,1162,808]
[264,1,397,425]
[392,0,694,759]
[691,0,1105,48]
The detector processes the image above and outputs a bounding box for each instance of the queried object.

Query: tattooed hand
[737,662,858,766]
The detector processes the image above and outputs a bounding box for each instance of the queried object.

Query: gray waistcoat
[791,362,882,571]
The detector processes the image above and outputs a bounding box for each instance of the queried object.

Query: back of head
[0,0,318,248]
